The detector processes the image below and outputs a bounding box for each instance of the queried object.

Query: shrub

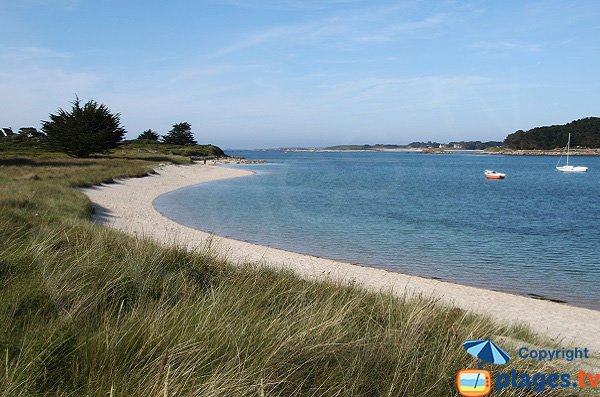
[136,129,160,141]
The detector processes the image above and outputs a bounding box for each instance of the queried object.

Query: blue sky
[1,0,599,148]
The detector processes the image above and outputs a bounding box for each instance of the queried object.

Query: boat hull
[556,133,588,172]
[484,170,506,179]
[556,165,588,173]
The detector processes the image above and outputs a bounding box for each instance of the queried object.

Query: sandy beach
[82,162,600,353]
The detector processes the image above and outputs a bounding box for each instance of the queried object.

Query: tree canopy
[136,129,160,141]
[162,122,197,145]
[41,98,126,157]
[504,117,600,149]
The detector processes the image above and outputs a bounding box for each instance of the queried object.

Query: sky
[1,0,599,149]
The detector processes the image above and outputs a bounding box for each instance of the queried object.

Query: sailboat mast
[566,133,571,166]
[555,132,587,172]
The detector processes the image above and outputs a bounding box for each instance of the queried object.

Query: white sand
[82,162,600,353]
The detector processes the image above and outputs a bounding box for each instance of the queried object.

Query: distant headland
[260,117,600,155]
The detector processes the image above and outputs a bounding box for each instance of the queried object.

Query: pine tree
[41,97,126,157]
[162,122,197,145]
[137,129,160,141]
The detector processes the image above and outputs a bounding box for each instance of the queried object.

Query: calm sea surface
[155,151,600,309]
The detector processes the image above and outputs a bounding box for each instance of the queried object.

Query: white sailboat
[556,133,588,172]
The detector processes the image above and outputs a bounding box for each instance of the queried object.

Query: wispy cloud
[318,56,399,64]
[210,6,449,58]
[472,41,542,52]
[0,67,100,124]
[15,0,80,11]
[5,0,597,147]
[209,17,348,58]
[1,46,70,62]
[214,0,364,11]
[317,75,494,104]
[0,45,99,127]
[354,14,447,43]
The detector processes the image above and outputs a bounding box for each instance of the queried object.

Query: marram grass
[0,151,588,396]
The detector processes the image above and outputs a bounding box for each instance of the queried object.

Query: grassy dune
[0,150,585,396]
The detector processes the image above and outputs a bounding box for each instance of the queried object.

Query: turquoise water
[155,151,600,309]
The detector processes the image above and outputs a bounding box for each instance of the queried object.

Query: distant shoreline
[487,148,600,156]
[254,147,600,155]
[424,148,600,155]
[83,161,600,352]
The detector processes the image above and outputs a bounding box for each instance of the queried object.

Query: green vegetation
[18,127,44,138]
[136,129,160,142]
[42,98,126,157]
[0,132,224,160]
[120,140,225,158]
[0,133,48,154]
[505,117,600,150]
[162,122,197,145]
[0,137,225,159]
[0,147,585,396]
[406,141,503,149]
[448,141,503,150]
[2,98,223,160]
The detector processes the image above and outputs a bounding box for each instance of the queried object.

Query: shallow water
[155,151,600,309]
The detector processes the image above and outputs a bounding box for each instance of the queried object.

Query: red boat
[484,170,506,179]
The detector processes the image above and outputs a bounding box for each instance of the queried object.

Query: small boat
[556,133,588,172]
[484,170,506,179]
[556,165,588,173]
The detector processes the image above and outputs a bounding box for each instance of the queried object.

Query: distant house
[0,127,14,137]
[18,127,42,138]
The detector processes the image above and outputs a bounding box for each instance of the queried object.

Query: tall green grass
[0,151,587,396]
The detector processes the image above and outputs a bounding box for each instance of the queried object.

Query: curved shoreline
[153,197,585,309]
[82,162,600,353]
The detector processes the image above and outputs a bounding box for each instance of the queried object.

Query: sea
[154,151,600,310]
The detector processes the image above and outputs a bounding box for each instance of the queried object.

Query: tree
[136,129,160,141]
[504,117,600,150]
[162,122,197,145]
[41,97,126,157]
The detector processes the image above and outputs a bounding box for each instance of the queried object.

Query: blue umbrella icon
[463,339,511,365]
